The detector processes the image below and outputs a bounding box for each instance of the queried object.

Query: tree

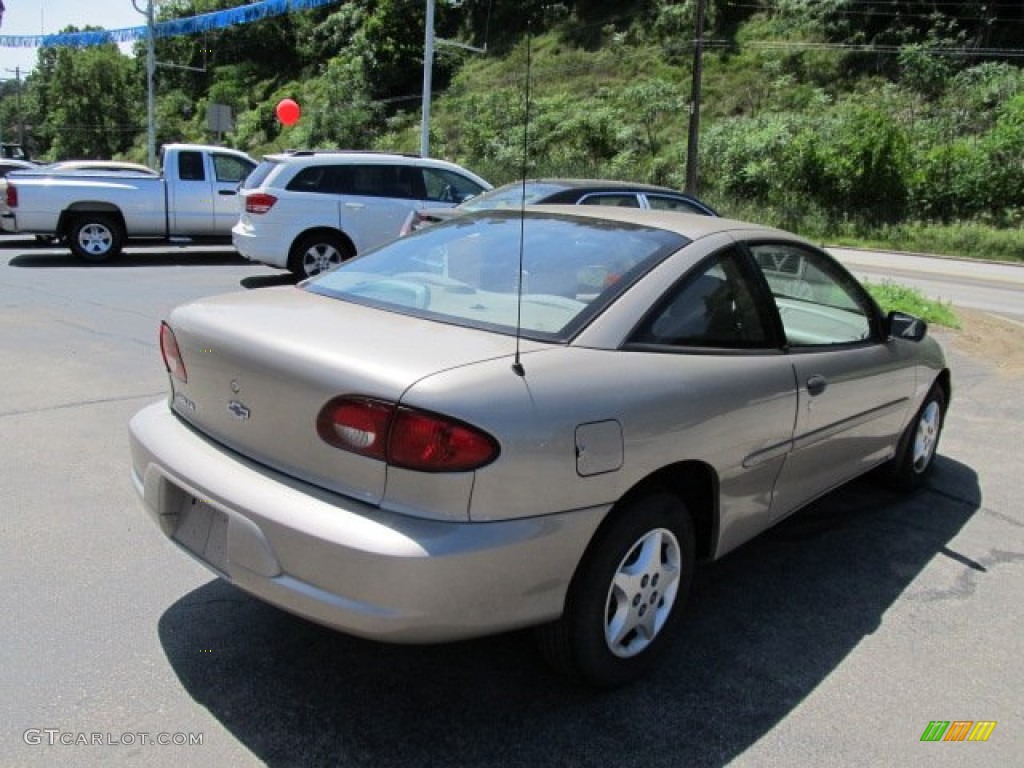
[26,29,142,159]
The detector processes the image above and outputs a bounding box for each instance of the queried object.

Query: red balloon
[276,98,301,126]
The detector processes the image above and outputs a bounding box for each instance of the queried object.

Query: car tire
[68,214,124,262]
[883,384,946,491]
[536,492,695,687]
[289,232,352,279]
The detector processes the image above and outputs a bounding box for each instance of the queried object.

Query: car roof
[458,178,716,214]
[263,150,451,167]
[160,144,256,163]
[253,150,493,189]
[515,178,695,195]
[162,143,250,154]
[520,204,797,243]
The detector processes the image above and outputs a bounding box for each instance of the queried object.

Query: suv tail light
[245,193,277,214]
[399,210,424,236]
[6,182,17,208]
[159,322,187,383]
[317,396,499,472]
[399,210,447,236]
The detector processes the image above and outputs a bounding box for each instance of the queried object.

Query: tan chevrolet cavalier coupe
[130,207,949,686]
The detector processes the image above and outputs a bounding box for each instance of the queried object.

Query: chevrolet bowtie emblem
[227,400,251,420]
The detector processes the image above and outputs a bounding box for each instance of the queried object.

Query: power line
[734,39,1024,58]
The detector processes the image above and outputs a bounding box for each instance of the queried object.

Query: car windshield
[305,211,686,341]
[457,182,566,211]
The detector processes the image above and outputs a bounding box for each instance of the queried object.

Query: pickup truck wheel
[289,233,352,279]
[69,215,124,262]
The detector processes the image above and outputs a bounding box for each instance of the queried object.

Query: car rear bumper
[128,400,606,643]
[231,223,289,270]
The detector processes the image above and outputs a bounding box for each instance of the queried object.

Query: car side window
[646,194,706,214]
[422,168,486,203]
[286,166,323,192]
[213,155,253,184]
[578,193,642,208]
[749,243,874,347]
[631,247,771,349]
[287,165,329,193]
[345,165,423,199]
[177,152,205,182]
[286,165,355,194]
[347,165,385,197]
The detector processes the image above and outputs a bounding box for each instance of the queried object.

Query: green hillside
[3,1,1022,259]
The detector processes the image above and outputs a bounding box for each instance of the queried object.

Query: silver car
[129,208,949,686]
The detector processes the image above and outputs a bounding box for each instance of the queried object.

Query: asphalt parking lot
[1,239,1021,767]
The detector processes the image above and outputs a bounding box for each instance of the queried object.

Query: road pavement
[1,238,1021,767]
[830,247,1024,321]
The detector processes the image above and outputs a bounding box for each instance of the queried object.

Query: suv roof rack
[282,149,422,158]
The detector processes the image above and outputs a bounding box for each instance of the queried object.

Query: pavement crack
[0,392,165,419]
[0,278,162,322]
[48,314,157,348]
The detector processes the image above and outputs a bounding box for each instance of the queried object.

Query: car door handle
[806,375,828,396]
[344,202,365,209]
[218,190,236,196]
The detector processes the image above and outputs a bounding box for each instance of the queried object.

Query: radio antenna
[512,25,533,378]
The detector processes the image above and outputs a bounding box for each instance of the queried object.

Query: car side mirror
[887,311,927,342]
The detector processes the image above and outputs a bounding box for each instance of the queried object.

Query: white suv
[232,150,491,278]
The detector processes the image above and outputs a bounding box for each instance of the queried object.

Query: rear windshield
[458,182,565,211]
[241,159,281,190]
[304,211,686,342]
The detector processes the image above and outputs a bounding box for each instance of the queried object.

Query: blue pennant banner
[0,0,341,49]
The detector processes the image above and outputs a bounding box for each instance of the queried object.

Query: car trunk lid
[164,286,529,505]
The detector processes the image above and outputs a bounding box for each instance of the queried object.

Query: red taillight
[6,182,17,208]
[317,396,499,472]
[389,408,499,471]
[159,322,187,383]
[245,193,277,214]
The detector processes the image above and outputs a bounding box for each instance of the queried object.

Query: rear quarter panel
[398,345,797,545]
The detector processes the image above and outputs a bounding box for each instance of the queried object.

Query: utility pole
[3,67,24,148]
[685,0,706,195]
[420,0,436,157]
[14,66,23,147]
[420,0,486,158]
[132,0,157,168]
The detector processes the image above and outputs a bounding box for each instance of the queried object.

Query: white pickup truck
[0,144,256,262]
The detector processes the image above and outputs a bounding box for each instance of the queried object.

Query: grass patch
[864,280,961,329]
[828,222,1024,263]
